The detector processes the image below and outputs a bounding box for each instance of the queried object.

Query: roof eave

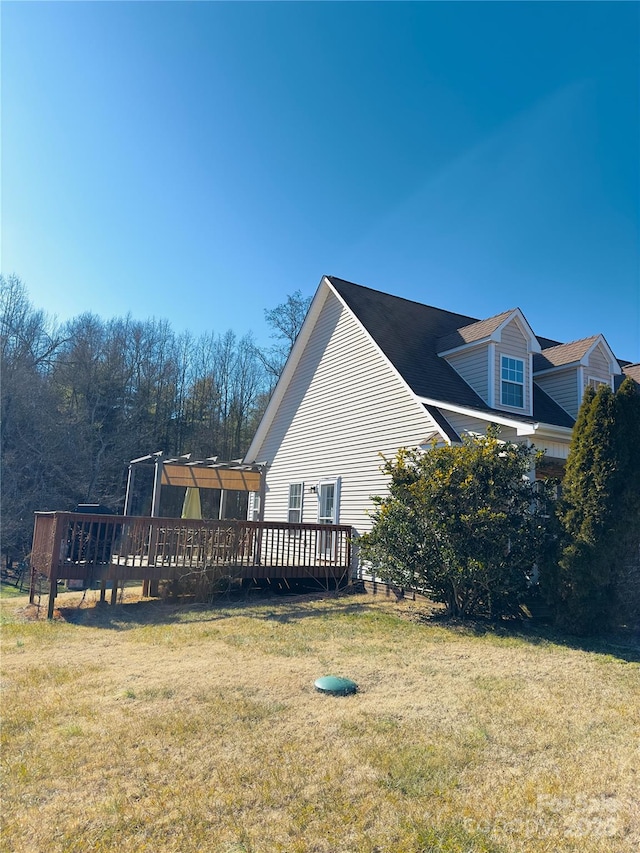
[437,337,492,358]
[533,362,581,376]
[415,395,573,438]
[438,308,542,357]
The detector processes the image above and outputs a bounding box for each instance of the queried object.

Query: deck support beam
[47,571,57,619]
[29,563,37,604]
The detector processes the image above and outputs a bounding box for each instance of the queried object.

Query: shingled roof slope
[436,309,516,353]
[622,363,640,384]
[423,405,462,443]
[327,276,575,429]
[533,336,601,372]
[532,384,575,428]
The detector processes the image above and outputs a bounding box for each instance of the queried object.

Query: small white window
[501,356,524,408]
[287,483,303,524]
[587,377,608,392]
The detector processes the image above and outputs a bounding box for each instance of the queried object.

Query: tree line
[1,274,310,564]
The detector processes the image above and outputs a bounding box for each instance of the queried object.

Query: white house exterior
[245,276,633,539]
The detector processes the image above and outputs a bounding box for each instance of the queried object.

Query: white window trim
[528,351,534,414]
[247,492,261,522]
[586,375,611,392]
[577,366,584,407]
[287,482,304,525]
[487,343,495,407]
[500,355,525,409]
[316,477,341,525]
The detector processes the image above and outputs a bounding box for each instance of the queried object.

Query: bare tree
[1,278,306,563]
[258,290,312,385]
[1,275,67,561]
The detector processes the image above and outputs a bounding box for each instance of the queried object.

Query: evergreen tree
[556,379,640,633]
[612,378,640,627]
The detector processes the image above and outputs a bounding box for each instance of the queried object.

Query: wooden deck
[30,512,354,617]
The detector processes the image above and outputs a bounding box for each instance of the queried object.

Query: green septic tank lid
[314,675,358,696]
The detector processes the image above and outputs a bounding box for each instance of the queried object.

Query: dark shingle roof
[423,405,462,443]
[532,384,575,428]
[327,276,575,430]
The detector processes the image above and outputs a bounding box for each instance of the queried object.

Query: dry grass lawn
[1,585,639,852]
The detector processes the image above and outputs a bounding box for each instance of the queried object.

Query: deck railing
[30,512,353,616]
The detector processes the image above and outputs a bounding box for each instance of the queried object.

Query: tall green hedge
[555,378,640,633]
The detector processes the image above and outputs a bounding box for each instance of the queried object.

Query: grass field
[1,585,639,853]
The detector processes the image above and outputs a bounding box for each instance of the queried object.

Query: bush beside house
[362,379,640,634]
[360,426,558,620]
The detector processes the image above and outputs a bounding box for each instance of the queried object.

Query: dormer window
[501,356,524,408]
[587,377,608,392]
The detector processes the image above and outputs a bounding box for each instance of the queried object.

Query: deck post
[100,579,107,602]
[151,457,164,518]
[47,569,57,619]
[253,469,267,568]
[143,456,164,595]
[110,580,119,606]
[29,516,39,605]
[29,562,37,604]
[123,463,136,516]
[46,513,66,619]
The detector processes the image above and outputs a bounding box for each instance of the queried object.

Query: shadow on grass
[420,609,640,664]
[0,582,30,600]
[55,586,382,631]
[53,586,639,663]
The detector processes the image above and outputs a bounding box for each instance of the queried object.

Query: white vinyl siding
[534,369,580,418]
[251,291,438,535]
[495,319,531,414]
[588,343,610,376]
[585,343,612,393]
[445,346,489,403]
[533,439,570,460]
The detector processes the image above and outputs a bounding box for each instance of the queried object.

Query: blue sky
[2,1,639,360]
